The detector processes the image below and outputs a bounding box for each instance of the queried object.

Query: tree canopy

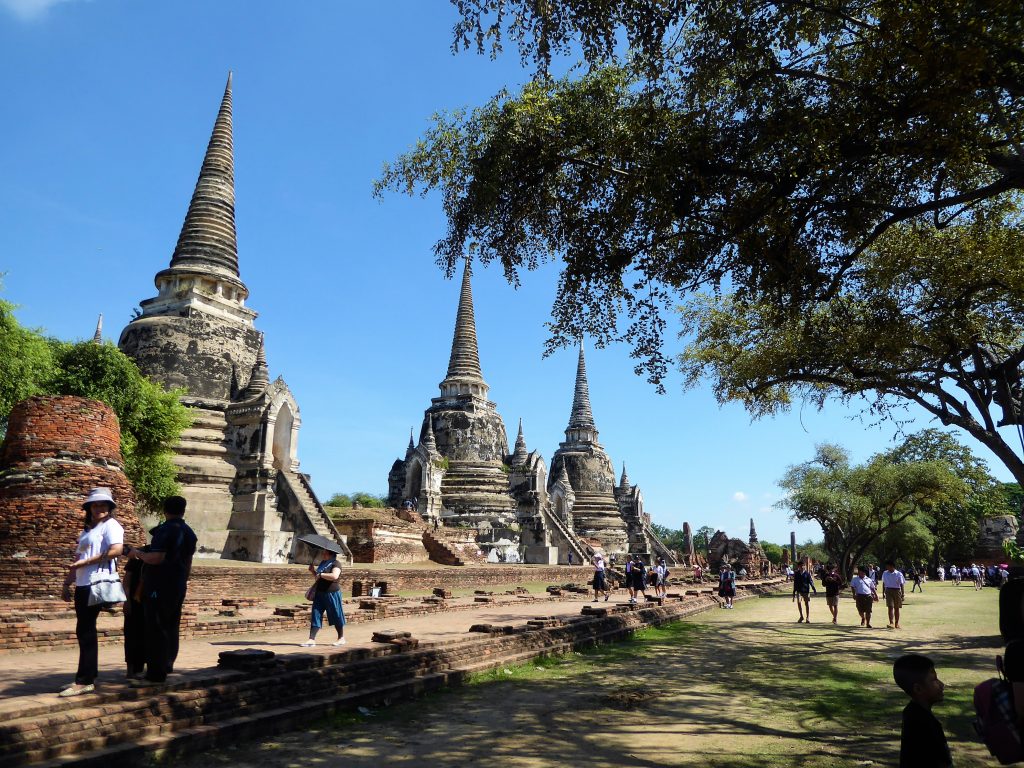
[779,442,966,578]
[379,1,1024,389]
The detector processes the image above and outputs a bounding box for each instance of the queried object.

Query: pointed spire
[749,518,760,546]
[166,72,241,281]
[569,342,595,430]
[239,334,269,399]
[422,416,437,452]
[440,259,487,397]
[511,418,529,466]
[408,427,415,451]
[556,462,572,491]
[92,314,103,344]
[619,463,631,493]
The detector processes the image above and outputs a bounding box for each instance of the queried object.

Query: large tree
[679,210,1024,484]
[380,0,1024,387]
[779,443,965,579]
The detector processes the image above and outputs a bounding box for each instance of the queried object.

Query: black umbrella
[296,533,343,555]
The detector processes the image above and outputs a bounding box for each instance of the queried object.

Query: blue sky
[2,0,1017,546]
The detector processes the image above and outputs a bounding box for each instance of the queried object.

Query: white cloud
[732,491,748,503]
[1,0,83,21]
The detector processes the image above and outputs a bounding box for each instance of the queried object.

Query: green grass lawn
[172,581,1001,768]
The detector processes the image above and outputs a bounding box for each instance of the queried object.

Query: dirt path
[171,582,999,768]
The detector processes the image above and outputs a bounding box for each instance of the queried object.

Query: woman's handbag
[87,561,127,607]
[305,584,316,601]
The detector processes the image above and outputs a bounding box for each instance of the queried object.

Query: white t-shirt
[881,570,905,590]
[592,555,605,572]
[851,575,875,595]
[74,518,125,587]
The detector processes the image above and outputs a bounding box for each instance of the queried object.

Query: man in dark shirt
[821,563,843,625]
[792,561,817,623]
[894,654,952,768]
[125,495,197,684]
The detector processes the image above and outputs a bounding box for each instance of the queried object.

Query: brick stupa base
[0,396,146,598]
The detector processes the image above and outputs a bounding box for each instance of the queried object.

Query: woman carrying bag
[60,488,125,697]
[300,547,346,647]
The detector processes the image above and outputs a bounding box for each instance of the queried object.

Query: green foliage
[693,525,715,555]
[779,443,966,579]
[760,542,783,565]
[650,523,687,553]
[679,209,1024,486]
[49,341,191,507]
[351,491,386,508]
[0,294,58,435]
[381,1,1024,392]
[326,491,387,508]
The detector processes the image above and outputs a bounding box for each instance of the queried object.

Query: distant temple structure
[118,74,348,564]
[387,265,675,565]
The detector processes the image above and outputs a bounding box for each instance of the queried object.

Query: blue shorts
[311,591,346,629]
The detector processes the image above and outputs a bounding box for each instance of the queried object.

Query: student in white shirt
[881,561,906,629]
[850,565,877,628]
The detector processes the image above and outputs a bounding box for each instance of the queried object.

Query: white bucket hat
[82,487,117,511]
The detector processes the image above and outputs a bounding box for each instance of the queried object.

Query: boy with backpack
[792,561,817,622]
[718,563,736,608]
[893,654,952,768]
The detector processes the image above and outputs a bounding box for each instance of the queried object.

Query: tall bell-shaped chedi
[548,344,630,556]
[119,74,348,564]
[388,261,520,552]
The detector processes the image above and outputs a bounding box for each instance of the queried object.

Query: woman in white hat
[59,487,125,697]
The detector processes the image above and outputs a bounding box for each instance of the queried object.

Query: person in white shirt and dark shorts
[882,561,906,629]
[850,565,878,628]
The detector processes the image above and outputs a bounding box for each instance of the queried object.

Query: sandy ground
[167,581,999,768]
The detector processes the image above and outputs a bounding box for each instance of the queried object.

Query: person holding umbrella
[298,535,346,647]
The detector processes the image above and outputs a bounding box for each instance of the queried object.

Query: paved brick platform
[0,579,784,767]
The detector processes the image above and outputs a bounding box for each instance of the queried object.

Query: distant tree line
[325,492,388,509]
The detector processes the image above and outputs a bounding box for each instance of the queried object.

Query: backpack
[974,656,1024,765]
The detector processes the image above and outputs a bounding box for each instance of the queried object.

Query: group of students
[785,561,910,629]
[589,552,670,602]
[59,488,197,697]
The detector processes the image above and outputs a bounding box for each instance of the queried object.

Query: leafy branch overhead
[380,0,1024,390]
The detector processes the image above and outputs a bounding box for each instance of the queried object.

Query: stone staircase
[277,471,352,563]
[172,407,238,555]
[421,528,488,566]
[439,461,516,521]
[538,504,590,564]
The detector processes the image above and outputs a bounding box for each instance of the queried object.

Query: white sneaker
[333,637,347,646]
[299,640,316,647]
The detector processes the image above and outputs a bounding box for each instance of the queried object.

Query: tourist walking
[694,564,703,583]
[568,551,574,567]
[820,563,843,624]
[301,547,347,646]
[950,565,960,585]
[792,561,817,622]
[126,495,197,684]
[59,487,125,697]
[591,552,610,602]
[882,561,906,629]
[850,565,877,628]
[718,563,736,608]
[910,567,924,593]
[936,564,945,582]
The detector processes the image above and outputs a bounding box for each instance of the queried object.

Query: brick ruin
[116,74,348,565]
[387,263,676,567]
[707,519,771,576]
[0,396,147,597]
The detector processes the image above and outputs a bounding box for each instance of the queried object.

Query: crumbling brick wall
[0,396,147,598]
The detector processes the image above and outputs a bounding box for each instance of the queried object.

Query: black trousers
[123,599,146,675]
[73,586,102,684]
[143,589,186,680]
